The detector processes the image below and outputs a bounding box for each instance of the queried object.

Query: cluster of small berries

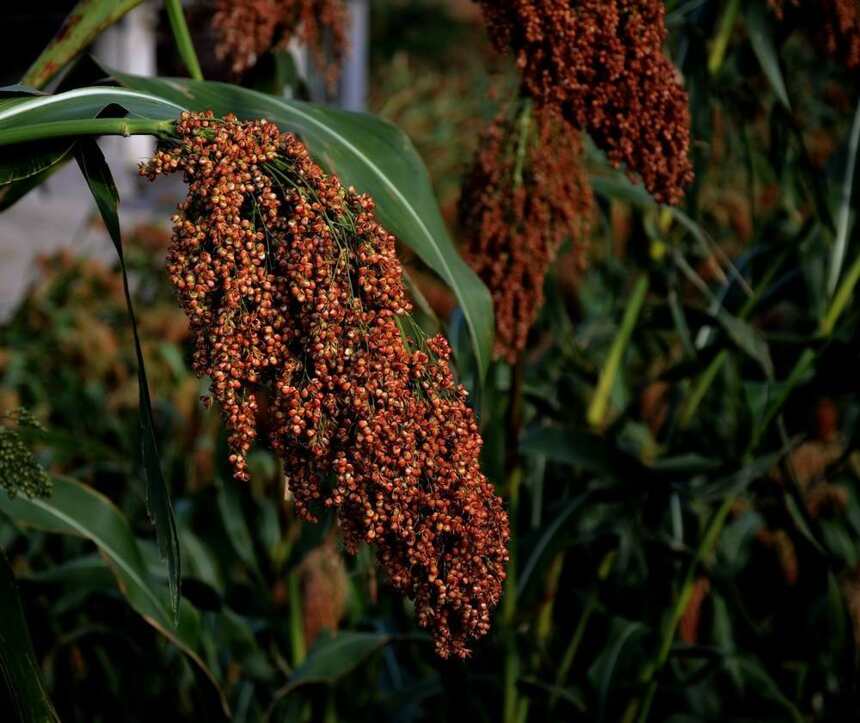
[475,0,694,204]
[0,409,51,500]
[141,112,509,658]
[459,104,593,362]
[213,0,347,83]
[769,0,860,71]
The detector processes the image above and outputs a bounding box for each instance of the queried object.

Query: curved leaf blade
[109,72,494,380]
[0,478,228,716]
[74,139,181,621]
[21,0,144,90]
[279,631,392,694]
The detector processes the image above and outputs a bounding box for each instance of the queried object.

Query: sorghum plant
[459,102,593,362]
[140,112,510,658]
[213,0,347,80]
[475,0,694,204]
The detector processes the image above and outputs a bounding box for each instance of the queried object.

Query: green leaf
[0,549,62,723]
[74,140,181,621]
[517,493,589,599]
[109,72,495,381]
[519,426,614,474]
[21,0,145,90]
[0,477,228,716]
[587,619,647,722]
[0,78,494,379]
[744,2,791,110]
[0,87,184,131]
[217,477,261,577]
[279,631,391,694]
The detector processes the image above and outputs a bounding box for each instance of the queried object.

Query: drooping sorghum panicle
[459,104,593,363]
[140,112,509,658]
[213,0,348,83]
[769,0,860,71]
[0,409,51,500]
[475,0,694,205]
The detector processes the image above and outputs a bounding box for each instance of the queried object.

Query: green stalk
[628,495,735,723]
[288,571,306,666]
[549,551,615,712]
[164,0,204,81]
[513,99,533,189]
[22,0,144,89]
[587,275,649,429]
[707,0,741,75]
[503,465,523,723]
[0,118,174,146]
[504,360,526,723]
[821,251,860,336]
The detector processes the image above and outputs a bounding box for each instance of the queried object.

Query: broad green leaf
[75,139,181,621]
[744,3,791,110]
[21,0,145,90]
[109,72,494,380]
[520,425,614,474]
[279,631,391,694]
[0,78,494,380]
[0,549,61,723]
[0,477,228,716]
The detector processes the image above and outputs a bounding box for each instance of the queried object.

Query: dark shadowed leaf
[745,3,791,109]
[279,631,392,694]
[74,140,181,620]
[0,549,61,723]
[0,477,228,716]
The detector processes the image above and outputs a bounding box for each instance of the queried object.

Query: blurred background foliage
[2,0,860,721]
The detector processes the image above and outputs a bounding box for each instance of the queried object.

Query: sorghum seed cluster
[459,105,593,363]
[769,0,860,71]
[213,0,347,83]
[476,0,694,205]
[0,409,51,500]
[140,112,509,658]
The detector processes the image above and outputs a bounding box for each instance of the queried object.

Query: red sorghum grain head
[459,103,593,363]
[140,112,509,658]
[769,0,860,71]
[213,0,348,83]
[475,0,694,205]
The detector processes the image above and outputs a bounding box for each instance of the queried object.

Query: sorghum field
[1,1,860,721]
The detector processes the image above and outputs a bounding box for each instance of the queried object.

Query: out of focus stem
[587,274,649,429]
[504,360,525,723]
[164,0,204,81]
[513,99,533,189]
[624,495,735,723]
[821,251,860,336]
[288,570,306,666]
[708,0,741,75]
[549,550,615,712]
